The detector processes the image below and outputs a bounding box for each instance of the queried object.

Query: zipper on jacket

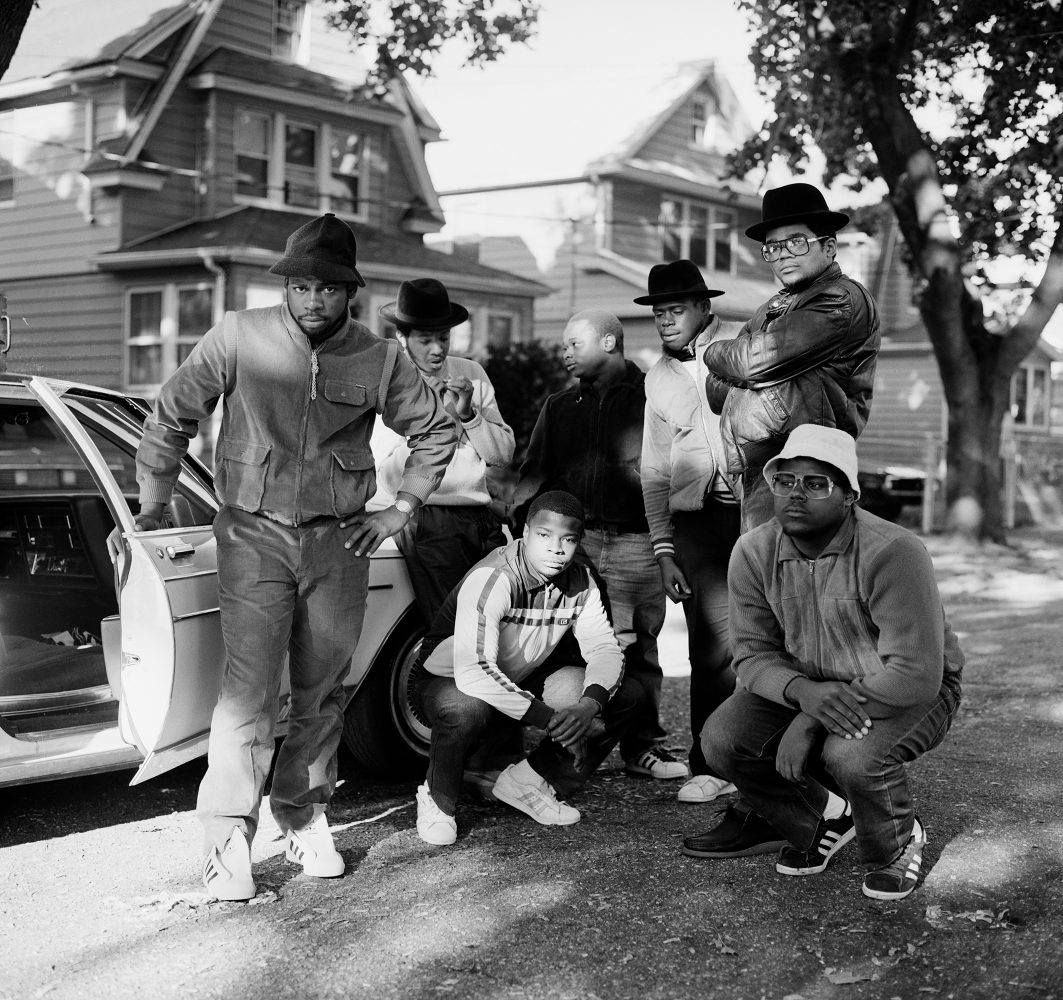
[294,339,317,522]
[309,346,321,400]
[807,560,822,670]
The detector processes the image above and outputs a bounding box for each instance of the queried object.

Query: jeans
[196,506,369,851]
[579,528,667,759]
[394,504,506,628]
[672,499,741,775]
[703,681,961,868]
[416,664,643,816]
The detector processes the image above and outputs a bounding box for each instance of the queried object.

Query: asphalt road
[3,530,1063,1000]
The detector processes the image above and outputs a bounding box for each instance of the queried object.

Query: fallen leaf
[825,966,877,984]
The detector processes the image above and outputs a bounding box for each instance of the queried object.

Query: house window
[690,99,707,145]
[126,284,214,392]
[274,0,309,63]
[486,311,517,349]
[235,110,271,200]
[284,121,318,208]
[659,198,735,273]
[1011,365,1052,427]
[234,108,366,216]
[0,112,15,205]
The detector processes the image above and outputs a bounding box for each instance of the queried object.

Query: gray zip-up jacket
[136,303,457,522]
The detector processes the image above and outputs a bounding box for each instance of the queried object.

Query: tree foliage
[733,0,1063,539]
[324,0,540,83]
[0,0,36,83]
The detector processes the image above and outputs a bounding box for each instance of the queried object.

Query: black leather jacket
[703,263,880,473]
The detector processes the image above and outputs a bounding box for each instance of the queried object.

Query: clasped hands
[546,697,600,769]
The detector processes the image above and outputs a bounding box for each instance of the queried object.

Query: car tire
[341,609,430,779]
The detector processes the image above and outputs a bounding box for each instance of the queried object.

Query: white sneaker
[416,783,457,846]
[624,747,690,780]
[286,812,345,877]
[203,828,256,901]
[493,760,581,826]
[677,774,738,804]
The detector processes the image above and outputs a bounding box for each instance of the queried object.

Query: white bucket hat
[763,424,861,498]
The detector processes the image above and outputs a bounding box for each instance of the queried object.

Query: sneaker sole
[776,825,856,876]
[417,826,457,847]
[861,881,918,900]
[493,783,580,826]
[677,783,738,804]
[681,837,788,859]
[285,844,345,878]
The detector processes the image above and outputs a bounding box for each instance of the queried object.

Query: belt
[582,518,649,534]
[254,509,345,528]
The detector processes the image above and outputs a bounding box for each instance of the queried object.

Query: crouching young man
[412,490,643,845]
[682,425,963,900]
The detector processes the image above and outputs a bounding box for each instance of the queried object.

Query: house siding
[632,86,730,181]
[206,0,275,56]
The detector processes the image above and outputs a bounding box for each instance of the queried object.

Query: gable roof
[3,0,192,85]
[92,207,551,295]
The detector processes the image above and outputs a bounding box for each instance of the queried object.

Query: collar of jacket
[510,537,584,595]
[576,359,645,401]
[661,315,723,365]
[775,506,858,563]
[779,261,844,298]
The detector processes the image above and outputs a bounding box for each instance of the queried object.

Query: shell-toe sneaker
[286,812,345,878]
[776,802,856,876]
[624,747,690,780]
[493,761,581,826]
[862,817,927,900]
[677,774,738,804]
[416,783,458,846]
[203,828,256,901]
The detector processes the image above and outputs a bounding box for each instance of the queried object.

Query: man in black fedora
[373,277,513,626]
[633,260,747,803]
[703,182,881,532]
[135,214,456,900]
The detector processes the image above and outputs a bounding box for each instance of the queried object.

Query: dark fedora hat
[632,259,725,306]
[379,278,469,331]
[744,182,850,242]
[269,213,365,286]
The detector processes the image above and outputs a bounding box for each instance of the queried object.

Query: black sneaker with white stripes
[775,802,856,876]
[862,817,926,900]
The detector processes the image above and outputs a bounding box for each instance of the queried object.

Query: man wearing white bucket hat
[682,424,964,901]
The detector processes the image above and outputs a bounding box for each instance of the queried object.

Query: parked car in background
[0,373,429,789]
[857,463,928,522]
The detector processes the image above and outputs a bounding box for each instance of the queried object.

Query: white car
[0,373,430,788]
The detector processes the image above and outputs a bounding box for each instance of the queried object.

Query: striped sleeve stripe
[474,567,534,703]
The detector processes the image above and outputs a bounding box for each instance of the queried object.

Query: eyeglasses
[769,472,837,499]
[760,234,832,262]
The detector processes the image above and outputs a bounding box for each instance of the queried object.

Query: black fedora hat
[632,259,725,306]
[269,213,365,285]
[379,278,470,331]
[744,182,850,243]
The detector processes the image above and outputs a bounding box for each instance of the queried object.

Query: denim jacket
[137,303,457,522]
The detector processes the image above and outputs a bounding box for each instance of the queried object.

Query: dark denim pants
[416,664,643,816]
[703,681,961,868]
[195,506,369,851]
[672,499,741,776]
[579,528,667,759]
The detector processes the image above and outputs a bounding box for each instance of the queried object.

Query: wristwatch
[394,498,415,517]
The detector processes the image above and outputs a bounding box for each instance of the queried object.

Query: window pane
[129,292,162,339]
[688,205,709,268]
[285,124,316,168]
[1031,369,1047,425]
[177,287,212,337]
[236,156,269,199]
[285,123,317,207]
[129,345,163,386]
[274,0,305,60]
[236,111,270,155]
[329,131,361,213]
[235,111,271,199]
[659,199,682,261]
[712,210,734,272]
[1012,371,1028,424]
[487,313,513,348]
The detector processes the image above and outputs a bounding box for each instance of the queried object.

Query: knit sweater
[728,506,964,716]
[420,539,624,726]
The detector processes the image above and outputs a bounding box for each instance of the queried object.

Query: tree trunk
[0,0,36,84]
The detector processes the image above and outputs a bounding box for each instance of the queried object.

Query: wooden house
[431,60,779,368]
[0,0,547,393]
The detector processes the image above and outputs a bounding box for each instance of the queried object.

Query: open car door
[29,377,225,784]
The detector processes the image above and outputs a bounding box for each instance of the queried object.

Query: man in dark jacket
[704,183,881,531]
[511,310,682,782]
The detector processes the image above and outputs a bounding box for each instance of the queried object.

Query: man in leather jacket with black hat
[703,183,880,532]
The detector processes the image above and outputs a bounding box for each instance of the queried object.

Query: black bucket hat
[269,213,365,286]
[744,182,850,243]
[378,278,469,331]
[632,259,725,306]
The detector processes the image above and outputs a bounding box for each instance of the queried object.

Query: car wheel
[341,609,429,779]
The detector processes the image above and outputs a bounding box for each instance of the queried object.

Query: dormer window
[690,99,708,145]
[274,0,310,64]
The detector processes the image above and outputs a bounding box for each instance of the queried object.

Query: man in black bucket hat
[703,182,881,532]
[372,277,513,626]
[134,214,457,901]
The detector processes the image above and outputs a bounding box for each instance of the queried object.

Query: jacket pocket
[215,439,270,511]
[330,449,376,516]
[322,379,369,409]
